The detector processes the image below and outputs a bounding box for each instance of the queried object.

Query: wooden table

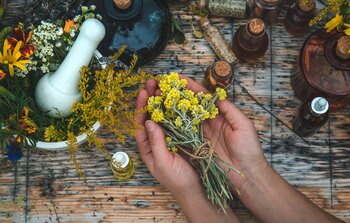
[1,1,350,222]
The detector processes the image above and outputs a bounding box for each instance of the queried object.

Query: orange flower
[64,20,78,33]
[7,24,35,58]
[18,107,37,134]
[0,69,5,80]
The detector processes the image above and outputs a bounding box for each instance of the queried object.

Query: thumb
[145,120,171,162]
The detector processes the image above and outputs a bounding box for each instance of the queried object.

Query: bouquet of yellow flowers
[147,72,241,212]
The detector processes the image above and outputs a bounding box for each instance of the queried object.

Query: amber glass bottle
[110,152,134,180]
[291,30,350,111]
[203,60,233,93]
[284,0,316,36]
[250,0,283,24]
[86,0,171,67]
[232,18,269,62]
[292,97,329,137]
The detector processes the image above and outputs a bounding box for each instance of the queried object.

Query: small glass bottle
[198,0,247,19]
[200,18,238,64]
[110,151,134,180]
[250,0,283,24]
[292,97,329,137]
[86,0,171,67]
[291,30,350,111]
[232,18,269,62]
[203,60,233,92]
[284,0,316,36]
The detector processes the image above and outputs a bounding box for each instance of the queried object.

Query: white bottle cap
[112,152,129,168]
[311,97,329,115]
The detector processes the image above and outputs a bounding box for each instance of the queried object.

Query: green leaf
[0,8,4,19]
[171,16,185,44]
[172,30,185,44]
[0,85,16,101]
[190,19,203,39]
[340,5,350,15]
[0,27,12,51]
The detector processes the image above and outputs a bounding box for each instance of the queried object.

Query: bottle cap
[112,152,130,168]
[213,60,232,78]
[199,18,210,28]
[248,18,265,36]
[311,97,329,115]
[298,0,315,12]
[113,0,132,9]
[335,36,350,60]
[198,0,206,9]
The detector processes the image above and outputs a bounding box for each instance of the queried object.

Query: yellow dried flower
[151,109,164,122]
[177,99,191,112]
[44,125,66,142]
[175,116,183,127]
[216,88,227,100]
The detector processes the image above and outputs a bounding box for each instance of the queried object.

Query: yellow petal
[17,59,31,64]
[13,41,23,56]
[3,39,8,58]
[324,13,343,32]
[13,62,28,72]
[345,28,350,36]
[9,64,14,76]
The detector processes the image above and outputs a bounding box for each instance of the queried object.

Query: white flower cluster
[15,60,38,78]
[31,21,60,74]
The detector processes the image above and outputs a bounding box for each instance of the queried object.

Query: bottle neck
[298,0,315,13]
[104,0,142,21]
[211,60,233,81]
[324,31,350,71]
[239,18,266,49]
[113,0,132,9]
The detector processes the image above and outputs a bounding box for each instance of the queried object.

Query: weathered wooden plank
[1,0,349,222]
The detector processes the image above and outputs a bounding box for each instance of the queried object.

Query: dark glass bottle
[86,0,171,67]
[250,0,283,24]
[292,97,329,137]
[291,30,350,111]
[284,0,316,36]
[232,18,269,62]
[203,60,233,93]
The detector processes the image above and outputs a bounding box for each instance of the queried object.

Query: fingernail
[145,120,155,133]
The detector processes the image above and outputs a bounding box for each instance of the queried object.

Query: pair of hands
[135,76,268,199]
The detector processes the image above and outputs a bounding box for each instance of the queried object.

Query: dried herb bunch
[310,0,350,36]
[146,72,241,212]
[1,0,85,28]
[66,46,152,178]
[0,6,101,149]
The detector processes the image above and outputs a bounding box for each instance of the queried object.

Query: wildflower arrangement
[310,0,350,36]
[0,5,151,178]
[147,72,241,213]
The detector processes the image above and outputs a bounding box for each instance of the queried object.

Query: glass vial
[198,0,247,19]
[250,0,283,24]
[291,30,350,111]
[200,18,237,64]
[110,151,134,180]
[292,97,329,137]
[232,18,269,62]
[203,60,233,92]
[284,0,316,36]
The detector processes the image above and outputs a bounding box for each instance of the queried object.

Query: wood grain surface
[1,0,350,222]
